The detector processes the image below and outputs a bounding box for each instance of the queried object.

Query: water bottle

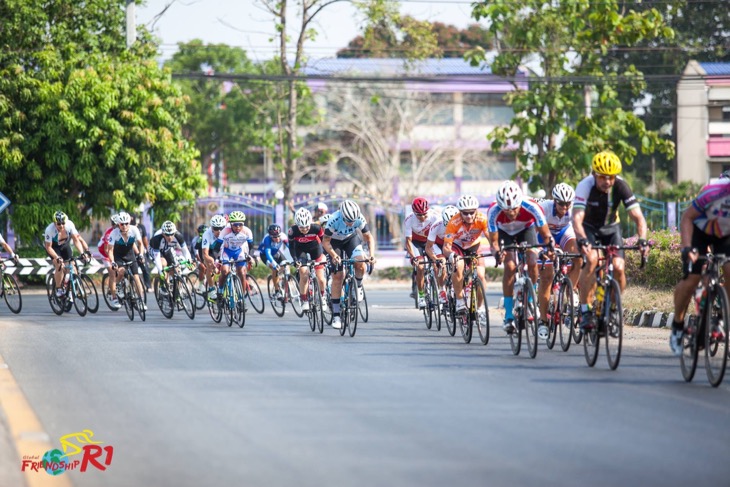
[595,284,604,317]
[63,273,70,285]
[695,286,705,314]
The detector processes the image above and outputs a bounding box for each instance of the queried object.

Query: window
[424,93,454,125]
[463,93,513,126]
[723,106,730,121]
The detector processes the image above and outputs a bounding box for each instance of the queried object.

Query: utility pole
[126,0,136,48]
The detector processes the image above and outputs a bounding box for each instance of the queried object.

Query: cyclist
[191,224,208,293]
[322,200,377,329]
[573,150,650,331]
[535,183,582,340]
[98,214,119,299]
[44,211,91,299]
[425,205,459,303]
[202,214,227,300]
[149,221,193,293]
[405,197,441,309]
[217,210,254,301]
[313,202,329,225]
[131,215,152,292]
[669,177,730,355]
[289,207,326,312]
[443,195,491,324]
[258,223,292,300]
[487,181,554,334]
[0,231,19,264]
[107,211,146,309]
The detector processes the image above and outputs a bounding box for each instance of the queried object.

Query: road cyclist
[216,210,254,312]
[258,223,292,303]
[425,204,459,305]
[404,197,441,310]
[202,214,227,300]
[107,211,147,310]
[44,210,92,302]
[289,207,327,313]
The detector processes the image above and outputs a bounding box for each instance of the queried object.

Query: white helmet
[209,214,226,228]
[552,182,575,203]
[161,220,177,235]
[496,181,523,210]
[295,207,313,227]
[111,214,120,225]
[442,205,459,225]
[320,213,331,224]
[456,195,479,211]
[116,211,131,224]
[339,200,361,222]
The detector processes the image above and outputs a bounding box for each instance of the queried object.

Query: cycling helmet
[591,151,622,175]
[111,214,120,225]
[268,224,281,237]
[161,220,176,235]
[209,214,226,229]
[316,202,328,213]
[197,224,207,235]
[456,195,479,211]
[552,182,575,203]
[320,213,331,224]
[340,200,361,222]
[295,207,313,227]
[411,197,429,215]
[54,211,67,224]
[441,205,459,225]
[496,181,523,210]
[116,211,131,224]
[228,210,246,223]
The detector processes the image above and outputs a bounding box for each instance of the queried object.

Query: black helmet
[197,224,207,235]
[268,224,281,237]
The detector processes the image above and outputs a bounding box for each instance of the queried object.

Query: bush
[624,229,681,290]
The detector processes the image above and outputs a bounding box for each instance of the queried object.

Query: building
[677,61,730,183]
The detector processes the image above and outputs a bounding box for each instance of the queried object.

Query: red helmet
[411,197,429,214]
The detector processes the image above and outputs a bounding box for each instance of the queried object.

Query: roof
[699,62,730,76]
[302,58,497,77]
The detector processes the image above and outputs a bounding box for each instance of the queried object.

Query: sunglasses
[119,222,129,226]
[414,212,428,218]
[231,223,244,227]
[556,201,572,208]
[212,226,224,231]
[460,210,476,216]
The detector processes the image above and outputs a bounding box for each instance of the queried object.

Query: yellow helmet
[591,151,622,176]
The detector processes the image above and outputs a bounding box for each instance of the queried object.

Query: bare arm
[572,208,587,241]
[627,207,648,240]
[679,205,701,249]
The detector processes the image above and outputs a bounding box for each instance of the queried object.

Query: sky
[136,0,478,62]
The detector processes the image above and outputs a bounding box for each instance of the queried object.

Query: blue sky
[137,0,476,61]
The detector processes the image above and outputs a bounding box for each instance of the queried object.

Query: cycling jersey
[404,209,440,243]
[149,230,192,272]
[288,224,324,261]
[258,234,290,263]
[44,221,80,248]
[427,221,447,248]
[444,211,489,251]
[220,226,254,267]
[573,175,639,227]
[109,225,142,270]
[487,199,546,236]
[324,211,370,241]
[98,226,115,260]
[537,199,575,248]
[201,227,224,255]
[691,179,730,238]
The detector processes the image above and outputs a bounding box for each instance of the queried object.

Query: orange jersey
[444,212,489,250]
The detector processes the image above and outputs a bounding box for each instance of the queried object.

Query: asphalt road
[0,287,728,487]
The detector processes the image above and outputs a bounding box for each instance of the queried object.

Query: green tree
[0,0,205,243]
[468,0,676,192]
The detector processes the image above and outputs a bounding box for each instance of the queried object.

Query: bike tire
[223,280,234,327]
[267,275,285,317]
[123,280,135,321]
[186,274,206,310]
[245,275,265,314]
[178,276,196,320]
[680,305,700,382]
[459,292,472,344]
[509,316,522,356]
[358,284,369,323]
[525,280,538,359]
[80,275,98,314]
[558,278,574,352]
[233,275,246,328]
[546,281,559,351]
[347,279,358,337]
[422,275,432,330]
[287,274,304,318]
[72,277,88,317]
[604,279,623,370]
[474,278,489,346]
[705,284,729,387]
[46,277,64,316]
[2,273,22,314]
[208,296,223,323]
[312,280,324,334]
[307,280,317,332]
[101,274,119,312]
[583,309,600,367]
[154,277,174,319]
[445,279,457,337]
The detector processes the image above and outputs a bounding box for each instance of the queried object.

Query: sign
[0,191,10,213]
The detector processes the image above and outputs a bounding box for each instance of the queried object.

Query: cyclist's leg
[598,224,626,291]
[578,224,600,309]
[499,230,518,321]
[451,245,465,299]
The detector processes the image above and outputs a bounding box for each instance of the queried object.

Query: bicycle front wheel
[705,285,729,387]
[101,274,118,312]
[312,280,324,334]
[346,280,358,337]
[2,272,22,314]
[287,275,304,318]
[154,277,174,319]
[267,275,285,317]
[245,275,265,314]
[680,305,700,382]
[72,277,88,317]
[186,274,206,310]
[583,307,600,367]
[80,275,98,313]
[473,278,489,346]
[233,275,246,328]
[557,278,574,352]
[307,280,318,332]
[445,279,456,337]
[46,276,64,316]
[123,281,135,321]
[525,281,538,359]
[459,295,472,344]
[177,276,196,320]
[358,284,369,323]
[604,279,623,370]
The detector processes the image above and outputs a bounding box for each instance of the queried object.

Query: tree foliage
[468,0,676,192]
[0,0,205,244]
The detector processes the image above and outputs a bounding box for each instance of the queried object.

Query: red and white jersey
[97,226,115,258]
[486,199,546,236]
[538,200,572,233]
[404,209,441,243]
[426,221,447,247]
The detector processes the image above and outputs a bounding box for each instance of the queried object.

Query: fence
[619,194,691,236]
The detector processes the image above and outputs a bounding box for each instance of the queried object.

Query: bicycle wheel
[583,309,600,367]
[445,279,456,337]
[358,284,369,323]
[267,275,285,317]
[223,280,234,327]
[312,280,324,334]
[705,285,729,387]
[510,307,523,356]
[123,280,135,321]
[422,276,432,330]
[473,278,489,346]
[680,306,700,382]
[2,273,22,314]
[101,274,118,312]
[459,294,472,344]
[245,275,265,314]
[287,275,304,317]
[80,275,98,314]
[185,274,206,310]
[346,279,358,337]
[411,271,419,309]
[46,277,64,316]
[558,278,574,352]
[129,278,145,322]
[177,276,196,320]
[523,281,538,359]
[233,275,246,328]
[307,282,317,332]
[208,296,223,323]
[604,279,623,370]
[71,277,88,317]
[154,277,174,319]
